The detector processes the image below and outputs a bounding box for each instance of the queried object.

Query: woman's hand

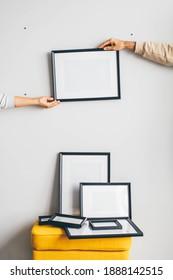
[98,38,136,51]
[36,97,60,109]
[14,96,61,109]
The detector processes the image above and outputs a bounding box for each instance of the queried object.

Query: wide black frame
[64,218,143,239]
[49,213,87,228]
[51,48,121,102]
[80,182,131,219]
[59,152,110,215]
[89,218,122,230]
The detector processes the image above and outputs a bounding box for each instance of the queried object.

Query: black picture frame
[89,218,122,230]
[59,152,110,215]
[64,218,143,239]
[51,48,121,102]
[49,213,87,228]
[80,182,131,219]
[38,215,53,225]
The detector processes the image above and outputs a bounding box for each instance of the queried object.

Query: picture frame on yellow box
[64,183,143,239]
[59,152,110,216]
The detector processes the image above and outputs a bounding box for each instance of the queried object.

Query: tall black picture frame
[59,152,110,215]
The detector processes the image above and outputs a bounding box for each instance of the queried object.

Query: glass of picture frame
[51,48,121,102]
[59,152,110,215]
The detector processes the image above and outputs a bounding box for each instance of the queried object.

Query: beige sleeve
[135,42,173,66]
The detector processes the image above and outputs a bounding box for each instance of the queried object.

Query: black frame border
[51,48,121,102]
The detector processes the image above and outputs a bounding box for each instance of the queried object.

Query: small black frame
[49,213,87,228]
[38,215,52,225]
[51,48,121,102]
[89,218,122,230]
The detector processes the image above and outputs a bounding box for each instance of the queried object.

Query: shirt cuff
[134,42,144,55]
[0,94,14,109]
[8,95,15,108]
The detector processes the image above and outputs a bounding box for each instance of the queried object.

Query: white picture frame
[51,49,121,102]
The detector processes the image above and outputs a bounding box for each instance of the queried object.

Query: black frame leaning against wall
[80,182,132,219]
[58,152,110,215]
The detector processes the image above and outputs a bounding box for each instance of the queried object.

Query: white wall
[0,0,173,260]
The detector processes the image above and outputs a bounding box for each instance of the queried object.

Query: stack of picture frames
[39,152,143,239]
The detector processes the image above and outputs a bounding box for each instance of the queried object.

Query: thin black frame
[64,218,143,239]
[80,182,132,219]
[38,215,53,225]
[51,48,121,102]
[59,152,111,214]
[49,213,87,228]
[89,218,122,230]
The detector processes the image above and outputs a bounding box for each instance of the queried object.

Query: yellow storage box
[31,221,132,260]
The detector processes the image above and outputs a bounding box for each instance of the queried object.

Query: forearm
[1,95,60,110]
[14,96,39,107]
[124,41,136,52]
[123,41,173,66]
[98,38,173,66]
[135,42,173,66]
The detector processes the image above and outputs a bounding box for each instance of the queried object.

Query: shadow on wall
[49,155,60,214]
[47,52,53,98]
[0,224,33,260]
